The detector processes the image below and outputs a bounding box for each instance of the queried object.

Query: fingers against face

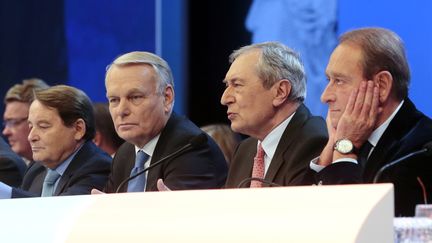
[336,80,379,147]
[344,85,359,117]
[359,81,377,118]
[370,84,380,117]
[346,81,378,120]
[351,81,367,117]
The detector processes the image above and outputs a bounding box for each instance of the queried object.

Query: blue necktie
[127,150,150,192]
[41,169,61,197]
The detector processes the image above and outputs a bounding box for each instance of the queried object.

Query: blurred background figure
[93,102,124,157]
[246,0,338,117]
[0,137,26,187]
[2,78,49,165]
[201,124,242,165]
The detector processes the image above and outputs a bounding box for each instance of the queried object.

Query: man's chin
[229,123,242,134]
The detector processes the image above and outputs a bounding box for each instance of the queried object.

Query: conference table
[0,184,406,242]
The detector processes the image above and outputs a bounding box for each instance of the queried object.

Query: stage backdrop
[245,0,432,118]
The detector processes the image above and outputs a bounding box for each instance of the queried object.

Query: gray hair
[229,41,306,102]
[105,51,174,94]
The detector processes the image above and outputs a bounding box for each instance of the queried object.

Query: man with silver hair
[222,42,328,188]
[102,51,227,193]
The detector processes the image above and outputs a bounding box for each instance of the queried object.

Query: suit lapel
[241,139,259,180]
[363,99,419,181]
[265,104,309,182]
[53,142,92,195]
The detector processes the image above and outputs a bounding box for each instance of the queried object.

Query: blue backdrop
[246,0,432,118]
[65,0,156,103]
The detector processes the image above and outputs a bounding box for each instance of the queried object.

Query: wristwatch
[334,139,355,154]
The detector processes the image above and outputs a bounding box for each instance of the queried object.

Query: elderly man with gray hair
[102,51,227,193]
[222,42,328,188]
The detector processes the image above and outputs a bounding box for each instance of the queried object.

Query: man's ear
[272,79,291,107]
[163,85,174,113]
[93,131,102,146]
[74,118,86,140]
[374,71,393,103]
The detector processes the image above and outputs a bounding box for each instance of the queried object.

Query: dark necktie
[127,150,150,192]
[358,141,373,167]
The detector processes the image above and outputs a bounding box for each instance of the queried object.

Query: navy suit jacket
[315,99,432,216]
[0,137,26,187]
[225,104,328,188]
[12,141,111,198]
[104,112,228,192]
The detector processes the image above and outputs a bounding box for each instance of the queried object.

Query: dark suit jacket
[12,141,111,198]
[104,112,228,192]
[315,99,432,216]
[0,137,26,187]
[225,104,328,188]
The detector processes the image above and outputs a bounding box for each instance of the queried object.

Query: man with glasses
[3,79,49,165]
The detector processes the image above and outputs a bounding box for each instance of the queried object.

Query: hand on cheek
[336,80,379,149]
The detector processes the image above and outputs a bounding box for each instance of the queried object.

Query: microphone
[373,141,432,183]
[237,177,281,188]
[115,133,208,193]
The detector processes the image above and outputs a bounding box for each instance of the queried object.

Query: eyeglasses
[2,117,28,128]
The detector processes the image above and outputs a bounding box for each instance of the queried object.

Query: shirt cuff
[0,182,12,199]
[333,158,358,164]
[310,157,358,173]
[310,156,324,172]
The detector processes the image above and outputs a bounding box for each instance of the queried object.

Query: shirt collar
[260,112,296,159]
[368,100,404,147]
[134,134,161,157]
[53,143,85,176]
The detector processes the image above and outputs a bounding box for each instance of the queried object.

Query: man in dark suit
[0,85,111,198]
[221,42,328,188]
[311,27,432,216]
[102,51,227,193]
[0,137,26,187]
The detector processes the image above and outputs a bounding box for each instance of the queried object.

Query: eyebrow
[36,120,51,125]
[107,88,146,97]
[223,77,243,84]
[326,71,351,80]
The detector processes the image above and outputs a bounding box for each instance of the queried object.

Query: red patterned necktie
[250,143,265,187]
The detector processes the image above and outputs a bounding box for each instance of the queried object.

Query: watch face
[336,139,353,154]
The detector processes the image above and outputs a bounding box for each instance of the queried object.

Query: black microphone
[237,177,281,188]
[115,133,208,193]
[373,141,432,183]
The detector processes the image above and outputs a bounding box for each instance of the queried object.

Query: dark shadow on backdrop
[0,0,67,116]
[188,1,252,127]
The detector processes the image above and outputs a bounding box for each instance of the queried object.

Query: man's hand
[336,80,379,149]
[157,179,171,191]
[91,188,105,194]
[317,114,337,166]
